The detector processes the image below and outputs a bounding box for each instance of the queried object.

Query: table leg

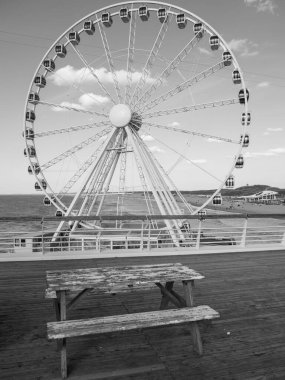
[183,280,203,355]
[159,281,173,309]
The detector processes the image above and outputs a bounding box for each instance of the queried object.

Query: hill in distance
[183,185,285,197]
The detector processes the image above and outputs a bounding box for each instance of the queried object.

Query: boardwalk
[1,250,285,379]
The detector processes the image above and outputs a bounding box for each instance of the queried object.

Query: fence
[1,214,285,255]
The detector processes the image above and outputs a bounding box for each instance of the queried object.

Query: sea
[0,195,284,251]
[0,195,56,235]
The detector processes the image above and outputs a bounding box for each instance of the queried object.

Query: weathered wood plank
[46,263,205,293]
[47,305,219,340]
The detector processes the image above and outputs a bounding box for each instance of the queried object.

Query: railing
[0,214,285,255]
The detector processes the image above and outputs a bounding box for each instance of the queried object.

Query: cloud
[267,127,283,132]
[141,134,154,142]
[244,0,277,14]
[149,145,164,153]
[257,81,270,88]
[244,147,285,157]
[169,121,180,127]
[52,92,110,112]
[263,127,283,135]
[198,47,212,56]
[228,39,259,57]
[79,93,110,107]
[207,138,223,143]
[50,65,155,87]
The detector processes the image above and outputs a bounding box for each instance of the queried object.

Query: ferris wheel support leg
[136,132,186,240]
[52,129,118,241]
[126,126,180,247]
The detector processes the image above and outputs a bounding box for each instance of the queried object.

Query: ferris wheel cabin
[84,20,95,34]
[225,175,235,189]
[35,180,47,191]
[213,194,222,205]
[43,59,55,71]
[28,92,40,105]
[193,22,204,36]
[232,70,241,84]
[24,146,36,157]
[28,163,40,175]
[242,112,251,126]
[139,6,149,21]
[102,12,113,27]
[223,52,232,66]
[43,197,51,206]
[157,8,167,23]
[24,128,34,140]
[235,154,244,169]
[55,44,67,58]
[26,110,35,122]
[209,35,219,50]
[240,134,250,147]
[69,31,80,45]
[120,8,131,22]
[34,75,46,88]
[239,89,249,104]
[176,13,187,29]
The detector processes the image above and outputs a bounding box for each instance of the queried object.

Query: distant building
[238,190,279,204]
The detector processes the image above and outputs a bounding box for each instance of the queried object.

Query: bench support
[183,281,203,355]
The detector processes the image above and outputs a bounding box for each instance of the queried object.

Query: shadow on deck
[0,250,285,379]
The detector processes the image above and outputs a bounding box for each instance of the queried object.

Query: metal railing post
[41,218,44,254]
[147,222,151,251]
[140,222,144,251]
[196,220,202,249]
[240,217,248,248]
[281,231,285,246]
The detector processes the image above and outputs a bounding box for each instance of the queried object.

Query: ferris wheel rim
[24,0,249,219]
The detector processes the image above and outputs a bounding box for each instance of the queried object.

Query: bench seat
[48,305,219,378]
[48,305,219,340]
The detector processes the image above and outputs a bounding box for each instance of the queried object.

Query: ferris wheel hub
[109,104,132,128]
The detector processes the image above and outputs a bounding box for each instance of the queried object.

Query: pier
[1,248,285,379]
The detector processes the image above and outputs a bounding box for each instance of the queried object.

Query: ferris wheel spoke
[142,98,239,119]
[96,16,123,103]
[125,5,137,104]
[134,30,204,110]
[56,138,108,198]
[130,9,173,107]
[139,60,227,113]
[146,131,224,184]
[136,130,194,214]
[37,100,108,118]
[73,130,123,219]
[142,121,239,144]
[67,37,116,104]
[41,127,112,171]
[34,120,109,138]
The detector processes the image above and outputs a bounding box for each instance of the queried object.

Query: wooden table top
[46,263,204,293]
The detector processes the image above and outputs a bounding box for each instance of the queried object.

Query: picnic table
[46,263,219,378]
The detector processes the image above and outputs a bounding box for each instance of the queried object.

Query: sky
[0,0,284,195]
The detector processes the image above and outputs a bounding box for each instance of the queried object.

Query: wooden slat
[46,263,204,293]
[47,305,219,340]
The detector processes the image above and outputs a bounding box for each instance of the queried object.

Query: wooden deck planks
[0,249,285,379]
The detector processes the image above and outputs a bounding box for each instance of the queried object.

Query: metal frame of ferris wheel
[23,1,250,245]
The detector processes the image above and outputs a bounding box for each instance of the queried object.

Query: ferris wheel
[24,1,250,239]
